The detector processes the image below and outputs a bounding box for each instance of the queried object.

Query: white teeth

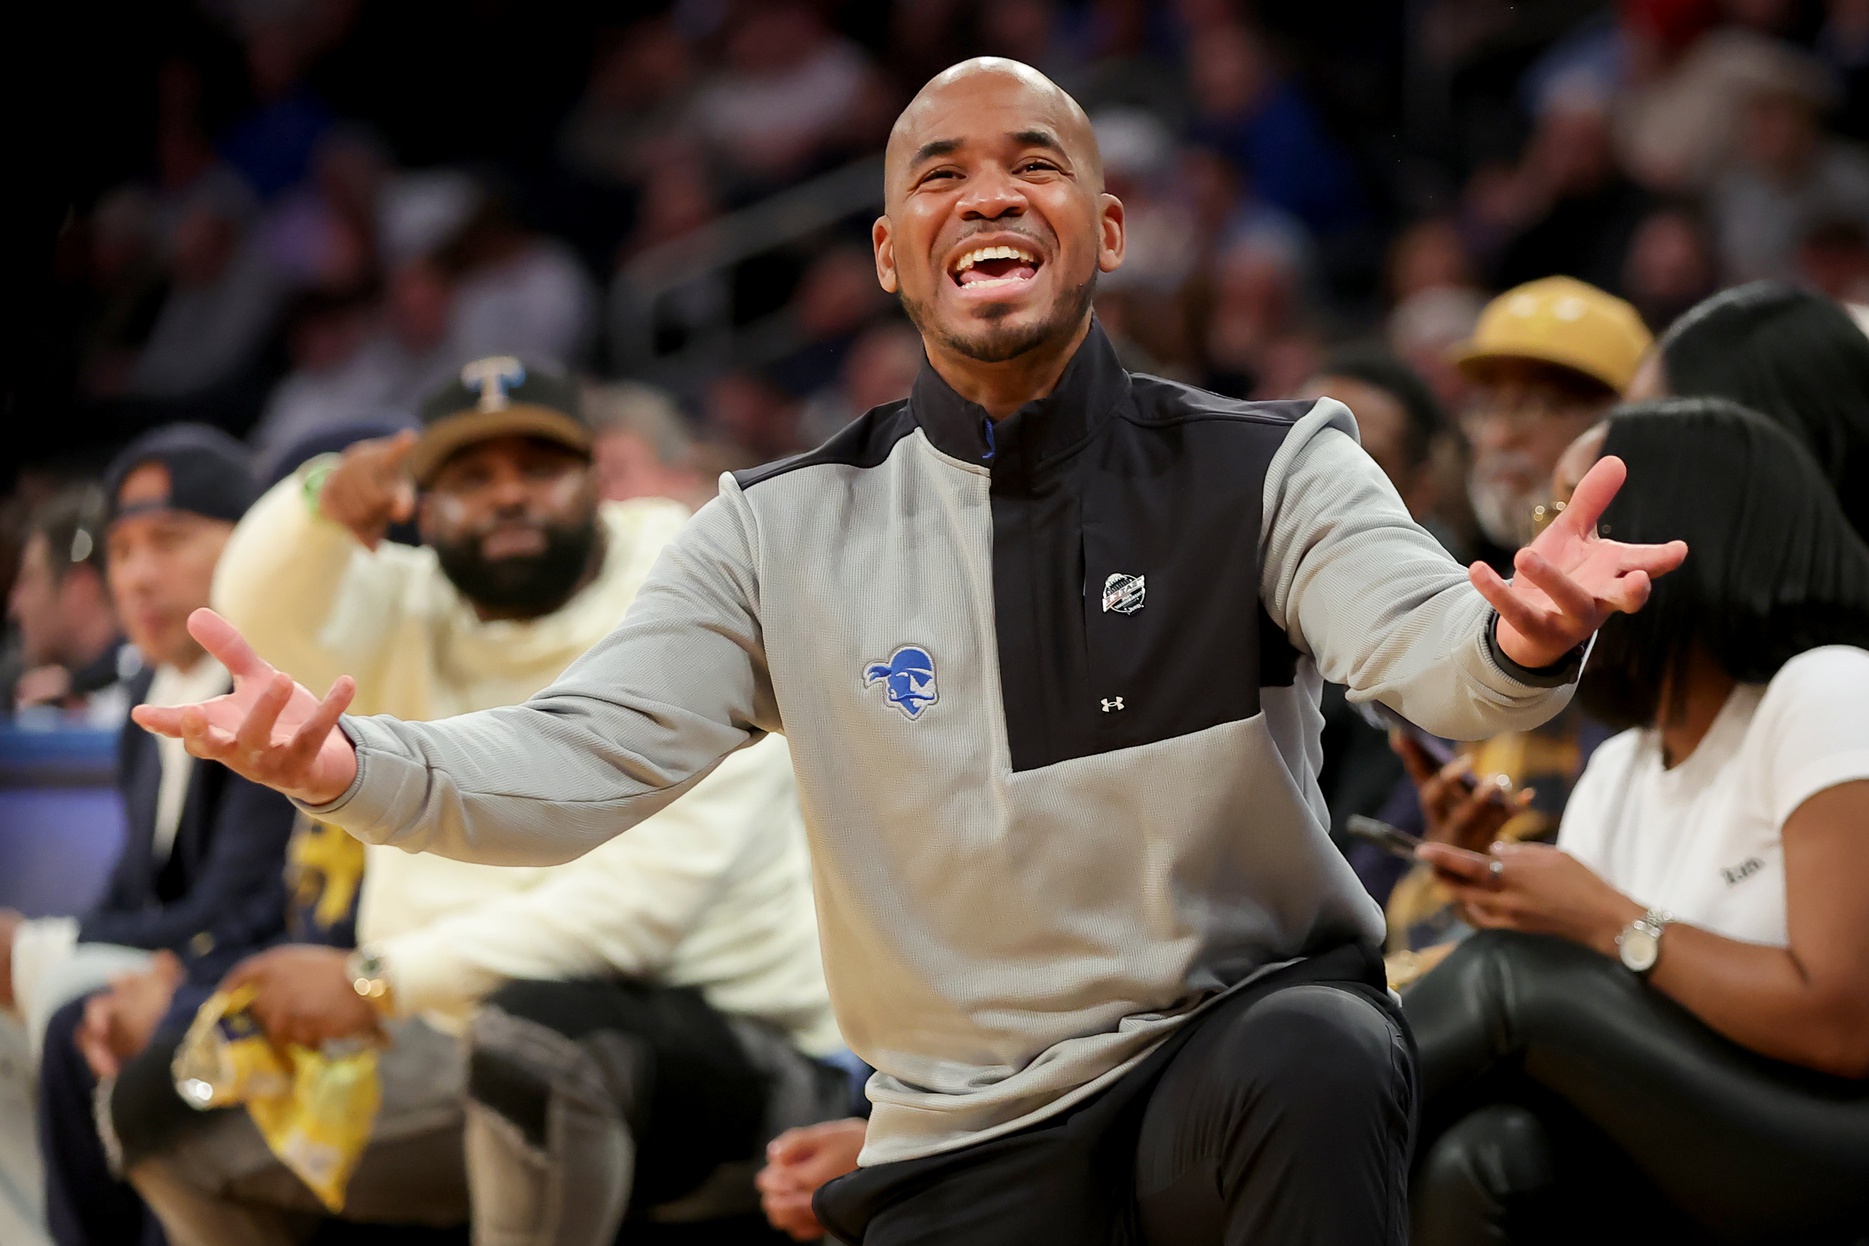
[953,244,1039,273]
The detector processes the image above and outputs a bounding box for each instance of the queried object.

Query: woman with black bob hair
[1405,398,1869,1245]
[1629,281,1869,539]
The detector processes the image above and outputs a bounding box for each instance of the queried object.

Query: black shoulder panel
[733,401,919,491]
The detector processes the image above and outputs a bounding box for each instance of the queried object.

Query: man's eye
[1019,161,1057,174]
[921,169,958,184]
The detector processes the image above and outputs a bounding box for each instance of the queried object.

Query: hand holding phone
[1345,815,1423,860]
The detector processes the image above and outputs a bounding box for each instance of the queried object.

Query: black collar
[908,319,1133,473]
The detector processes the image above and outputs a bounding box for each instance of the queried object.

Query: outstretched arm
[1263,401,1685,738]
[135,486,779,865]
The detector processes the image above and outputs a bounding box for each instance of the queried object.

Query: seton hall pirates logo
[863,646,939,719]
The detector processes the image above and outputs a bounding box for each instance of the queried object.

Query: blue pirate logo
[863,646,939,719]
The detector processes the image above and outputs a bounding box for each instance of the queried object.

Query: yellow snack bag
[171,986,382,1212]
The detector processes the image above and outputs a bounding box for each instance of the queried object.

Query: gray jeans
[125,982,850,1246]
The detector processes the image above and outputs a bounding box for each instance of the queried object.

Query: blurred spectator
[117,365,843,1245]
[585,379,713,508]
[1797,216,1869,299]
[1631,280,1869,538]
[1710,48,1869,281]
[1203,224,1320,398]
[217,11,342,201]
[1187,21,1363,238]
[1387,217,1481,307]
[120,171,286,402]
[1621,202,1720,328]
[1493,82,1655,295]
[0,428,295,1245]
[1388,284,1487,413]
[1617,27,1810,195]
[4,488,132,725]
[1299,349,1448,528]
[707,370,805,462]
[557,17,701,194]
[246,286,415,465]
[69,187,168,398]
[1453,277,1651,556]
[768,243,895,398]
[799,319,925,444]
[438,189,600,369]
[693,1,885,190]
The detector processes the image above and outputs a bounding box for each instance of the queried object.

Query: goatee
[903,272,1097,364]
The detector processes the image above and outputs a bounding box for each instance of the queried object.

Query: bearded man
[89,360,841,1246]
[140,63,1687,1245]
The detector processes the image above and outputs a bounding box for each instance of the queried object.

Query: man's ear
[1097,193,1126,274]
[873,215,899,294]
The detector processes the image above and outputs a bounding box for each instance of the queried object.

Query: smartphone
[1345,815,1424,859]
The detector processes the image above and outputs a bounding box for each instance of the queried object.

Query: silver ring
[1488,858,1505,879]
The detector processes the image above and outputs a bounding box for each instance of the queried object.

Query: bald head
[871,58,1124,381]
[885,58,1104,202]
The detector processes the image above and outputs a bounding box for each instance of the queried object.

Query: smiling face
[874,59,1124,366]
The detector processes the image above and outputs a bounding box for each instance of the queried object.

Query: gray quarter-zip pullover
[308,324,1577,1164]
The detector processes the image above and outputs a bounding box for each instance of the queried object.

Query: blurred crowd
[20,0,1869,565]
[9,1,1869,1244]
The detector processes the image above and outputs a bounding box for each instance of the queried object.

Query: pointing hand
[131,609,359,806]
[1471,455,1688,671]
[318,430,418,550]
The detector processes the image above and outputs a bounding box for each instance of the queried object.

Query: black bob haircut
[1656,281,1869,539]
[1579,397,1869,729]
[1314,347,1445,469]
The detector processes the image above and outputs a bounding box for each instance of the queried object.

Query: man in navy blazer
[0,426,298,1246]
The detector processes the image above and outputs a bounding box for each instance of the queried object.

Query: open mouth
[950,243,1043,289]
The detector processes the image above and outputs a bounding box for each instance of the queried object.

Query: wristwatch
[1616,908,1674,975]
[345,946,396,1014]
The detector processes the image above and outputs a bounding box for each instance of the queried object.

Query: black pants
[1406,931,1869,1246]
[37,994,162,1246]
[815,943,1415,1246]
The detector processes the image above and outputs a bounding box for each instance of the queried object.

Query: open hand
[130,609,358,807]
[319,430,417,550]
[757,1117,867,1240]
[1472,455,1688,670]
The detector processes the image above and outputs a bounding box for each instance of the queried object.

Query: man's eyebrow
[1010,129,1067,157]
[911,138,962,166]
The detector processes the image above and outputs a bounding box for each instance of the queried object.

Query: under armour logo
[461,356,526,412]
[1101,697,1125,713]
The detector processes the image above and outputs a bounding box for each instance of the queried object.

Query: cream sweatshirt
[212,470,840,1053]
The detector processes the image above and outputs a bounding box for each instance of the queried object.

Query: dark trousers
[37,995,162,1246]
[1407,931,1869,1246]
[815,943,1415,1246]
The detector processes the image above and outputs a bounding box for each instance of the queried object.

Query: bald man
[140,60,1686,1246]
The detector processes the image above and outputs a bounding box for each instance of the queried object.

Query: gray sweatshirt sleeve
[1261,397,1575,739]
[305,480,777,865]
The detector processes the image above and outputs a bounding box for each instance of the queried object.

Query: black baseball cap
[412,356,591,484]
[103,423,258,527]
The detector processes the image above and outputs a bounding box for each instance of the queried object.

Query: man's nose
[957,167,1027,221]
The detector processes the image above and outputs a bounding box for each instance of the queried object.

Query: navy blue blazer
[78,670,295,974]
